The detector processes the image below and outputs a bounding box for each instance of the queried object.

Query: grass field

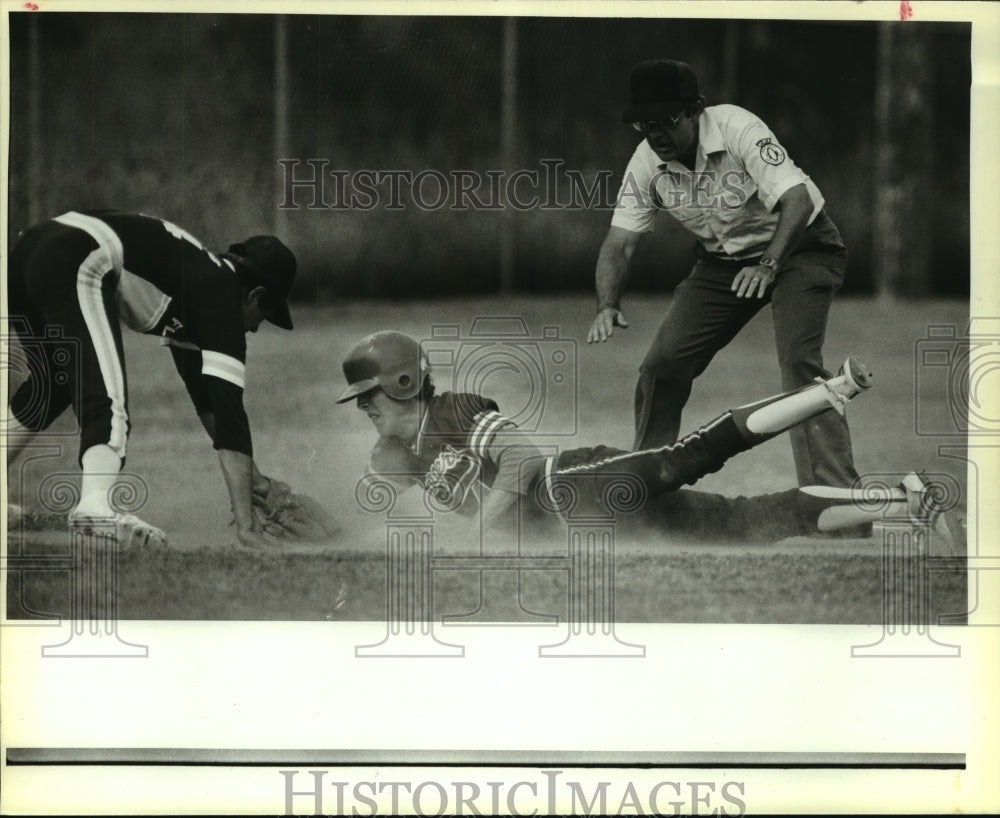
[5,294,971,623]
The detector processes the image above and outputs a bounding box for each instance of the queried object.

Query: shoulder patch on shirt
[756,137,786,166]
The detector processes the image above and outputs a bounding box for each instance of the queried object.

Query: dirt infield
[4,295,971,623]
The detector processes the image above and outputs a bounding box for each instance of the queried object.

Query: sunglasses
[631,110,688,132]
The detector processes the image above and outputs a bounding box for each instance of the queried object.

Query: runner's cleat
[899,471,966,557]
[69,509,169,549]
[818,357,873,414]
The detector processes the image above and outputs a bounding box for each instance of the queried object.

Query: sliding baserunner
[337,331,963,551]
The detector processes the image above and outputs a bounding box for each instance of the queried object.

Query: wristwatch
[758,255,778,271]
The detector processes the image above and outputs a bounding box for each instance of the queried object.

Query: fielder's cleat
[817,357,873,414]
[899,471,966,556]
[69,509,169,549]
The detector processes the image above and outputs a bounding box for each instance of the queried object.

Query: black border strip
[5,749,966,769]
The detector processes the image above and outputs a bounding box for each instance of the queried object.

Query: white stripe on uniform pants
[55,213,130,461]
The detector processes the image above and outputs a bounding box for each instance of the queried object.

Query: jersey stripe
[554,414,731,475]
[469,410,515,456]
[75,246,129,458]
[201,350,246,389]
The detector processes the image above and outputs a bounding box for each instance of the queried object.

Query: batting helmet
[336,331,430,403]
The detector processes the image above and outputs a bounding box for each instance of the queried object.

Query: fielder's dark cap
[224,235,297,330]
[621,59,700,123]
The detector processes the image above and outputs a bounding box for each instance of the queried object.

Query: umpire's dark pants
[633,211,857,489]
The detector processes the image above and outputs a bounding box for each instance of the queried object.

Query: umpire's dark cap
[622,59,700,123]
[224,236,297,330]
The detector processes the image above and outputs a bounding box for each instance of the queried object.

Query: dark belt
[695,209,847,269]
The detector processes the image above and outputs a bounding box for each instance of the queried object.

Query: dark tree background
[5,14,971,301]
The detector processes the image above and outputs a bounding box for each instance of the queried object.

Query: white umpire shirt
[610,104,825,261]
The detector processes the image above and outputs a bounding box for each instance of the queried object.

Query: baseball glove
[249,476,338,541]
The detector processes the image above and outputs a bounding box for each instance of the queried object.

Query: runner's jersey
[367,392,538,515]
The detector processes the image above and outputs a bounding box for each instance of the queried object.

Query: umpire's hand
[731,263,776,299]
[587,307,630,343]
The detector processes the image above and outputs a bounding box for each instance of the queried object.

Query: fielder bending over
[5,210,297,549]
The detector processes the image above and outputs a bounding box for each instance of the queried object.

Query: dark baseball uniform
[8,210,252,464]
[613,104,857,489]
[365,390,821,542]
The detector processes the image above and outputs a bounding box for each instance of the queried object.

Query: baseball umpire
[587,59,859,506]
[336,332,961,550]
[5,209,297,549]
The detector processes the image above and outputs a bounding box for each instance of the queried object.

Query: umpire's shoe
[899,471,966,557]
[69,509,169,549]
